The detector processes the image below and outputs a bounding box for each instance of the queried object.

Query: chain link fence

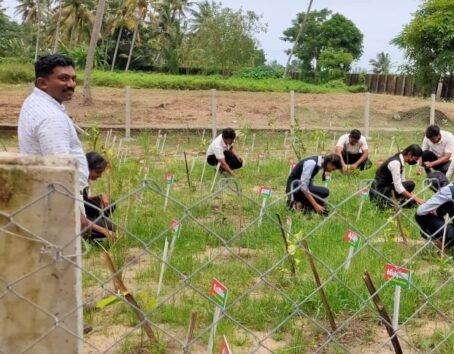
[1,141,453,354]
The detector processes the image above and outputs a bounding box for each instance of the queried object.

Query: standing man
[206,127,243,177]
[370,144,424,209]
[421,124,454,178]
[286,154,342,215]
[335,129,371,173]
[18,54,113,241]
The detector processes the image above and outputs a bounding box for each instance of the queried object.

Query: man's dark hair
[222,128,236,140]
[349,129,361,140]
[425,125,440,139]
[402,144,423,157]
[324,154,342,170]
[86,151,108,172]
[35,54,75,79]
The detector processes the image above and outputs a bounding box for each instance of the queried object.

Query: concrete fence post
[125,86,131,139]
[363,92,370,138]
[211,89,217,140]
[0,154,82,353]
[430,93,436,125]
[290,90,295,137]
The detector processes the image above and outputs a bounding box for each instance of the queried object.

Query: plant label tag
[288,157,294,165]
[259,187,272,199]
[384,264,411,289]
[169,220,181,233]
[220,335,232,354]
[344,230,360,249]
[164,174,174,185]
[257,152,264,160]
[359,188,369,199]
[210,278,228,308]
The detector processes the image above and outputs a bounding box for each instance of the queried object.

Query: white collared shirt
[206,134,231,160]
[299,156,323,191]
[336,134,368,154]
[422,130,454,159]
[388,154,406,194]
[417,184,453,215]
[18,88,89,190]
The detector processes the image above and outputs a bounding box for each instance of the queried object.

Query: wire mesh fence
[1,133,453,354]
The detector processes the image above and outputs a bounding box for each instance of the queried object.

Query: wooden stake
[183,152,192,189]
[301,240,337,332]
[183,311,198,354]
[102,252,156,342]
[363,271,403,354]
[391,191,408,244]
[276,214,296,277]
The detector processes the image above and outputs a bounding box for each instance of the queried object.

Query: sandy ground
[1,85,453,131]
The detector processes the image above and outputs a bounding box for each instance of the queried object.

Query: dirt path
[1,85,453,130]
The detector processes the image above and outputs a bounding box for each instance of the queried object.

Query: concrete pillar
[0,153,82,353]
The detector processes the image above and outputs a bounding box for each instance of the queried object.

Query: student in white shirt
[415,172,454,249]
[370,144,424,209]
[335,129,371,172]
[206,128,243,176]
[421,125,454,176]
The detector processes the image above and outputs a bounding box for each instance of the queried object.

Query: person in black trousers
[206,128,243,177]
[286,154,342,215]
[415,172,454,249]
[370,144,424,209]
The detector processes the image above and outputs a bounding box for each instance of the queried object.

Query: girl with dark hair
[83,152,116,241]
[370,144,425,209]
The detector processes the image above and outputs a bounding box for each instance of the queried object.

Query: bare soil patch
[1,85,453,130]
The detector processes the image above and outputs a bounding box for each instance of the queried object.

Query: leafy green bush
[232,65,281,79]
[0,62,33,83]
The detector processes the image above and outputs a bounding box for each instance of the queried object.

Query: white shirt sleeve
[443,133,454,154]
[336,135,347,148]
[360,136,368,150]
[388,160,405,194]
[300,160,316,192]
[36,114,71,155]
[422,137,429,151]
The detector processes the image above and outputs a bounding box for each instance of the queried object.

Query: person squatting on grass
[415,172,454,249]
[206,127,243,177]
[335,129,371,173]
[286,154,342,215]
[370,144,424,209]
[83,152,117,241]
[420,124,454,178]
[17,54,106,242]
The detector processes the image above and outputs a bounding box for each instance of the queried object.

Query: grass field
[51,128,454,354]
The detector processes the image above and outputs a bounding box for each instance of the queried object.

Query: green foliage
[0,6,28,58]
[369,52,393,74]
[0,61,34,83]
[282,9,363,83]
[318,48,353,82]
[232,65,281,80]
[392,0,454,94]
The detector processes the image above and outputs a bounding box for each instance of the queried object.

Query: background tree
[369,52,392,74]
[282,9,363,82]
[392,0,454,95]
[0,1,26,57]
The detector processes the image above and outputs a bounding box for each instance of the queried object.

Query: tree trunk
[34,0,41,61]
[111,26,123,72]
[53,0,63,53]
[125,14,140,73]
[82,0,107,105]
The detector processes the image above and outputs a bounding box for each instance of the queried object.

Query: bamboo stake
[183,152,192,189]
[363,271,403,354]
[301,240,337,332]
[183,311,198,354]
[276,214,296,277]
[102,252,157,342]
[391,191,408,244]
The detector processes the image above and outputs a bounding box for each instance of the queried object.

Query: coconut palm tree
[58,0,95,48]
[125,0,148,72]
[82,0,106,104]
[369,52,393,74]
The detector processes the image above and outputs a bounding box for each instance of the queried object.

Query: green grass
[72,129,454,353]
[0,61,364,93]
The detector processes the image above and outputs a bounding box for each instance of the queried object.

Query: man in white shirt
[18,54,109,244]
[370,144,424,209]
[206,128,243,177]
[335,129,371,173]
[421,125,454,177]
[415,172,454,249]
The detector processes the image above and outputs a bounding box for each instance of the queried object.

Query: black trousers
[341,151,371,170]
[370,180,416,209]
[415,203,454,248]
[422,150,451,174]
[286,181,329,213]
[84,194,116,239]
[207,150,243,170]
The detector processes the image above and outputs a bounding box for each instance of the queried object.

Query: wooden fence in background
[345,73,454,99]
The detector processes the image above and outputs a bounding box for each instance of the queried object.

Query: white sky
[2,0,422,72]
